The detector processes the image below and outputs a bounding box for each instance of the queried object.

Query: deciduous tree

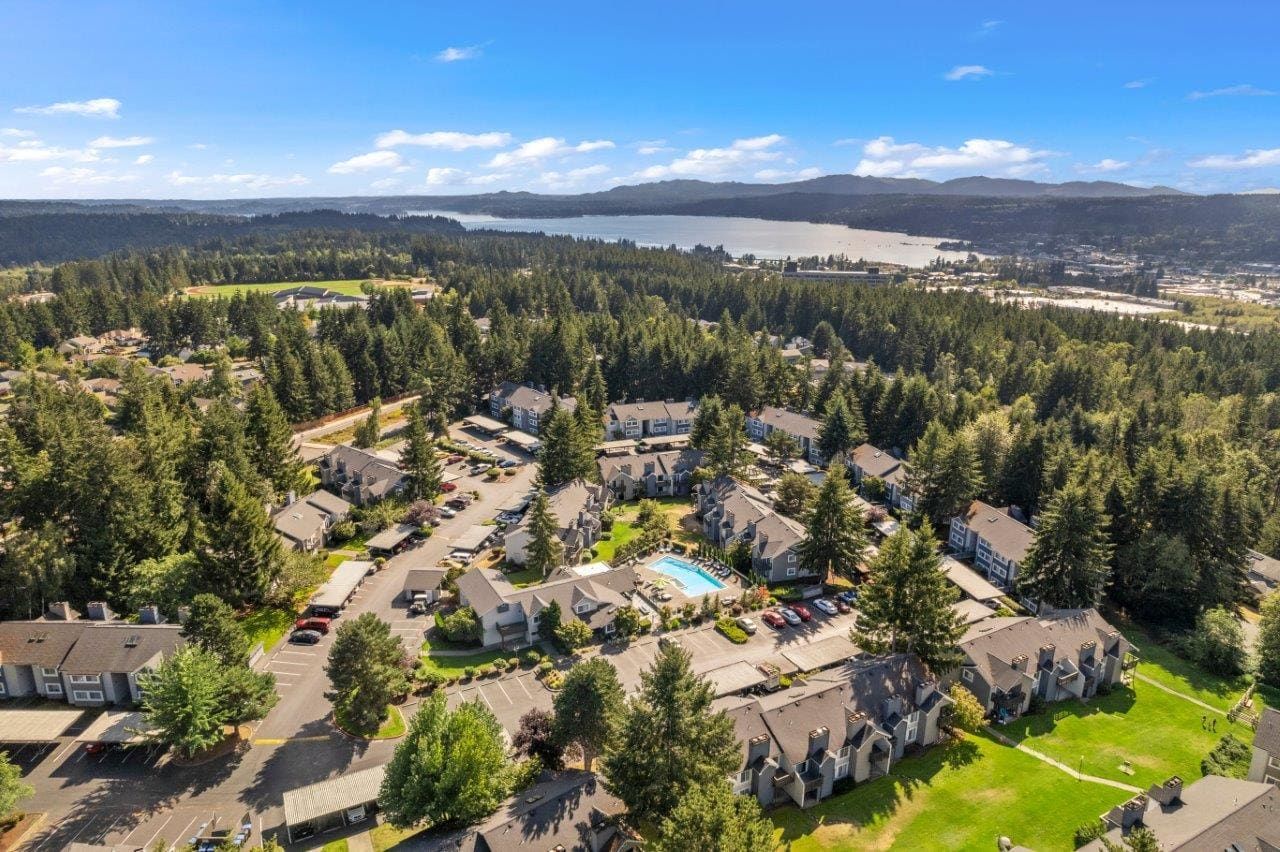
[650,780,774,852]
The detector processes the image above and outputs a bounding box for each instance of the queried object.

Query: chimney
[138,605,165,625]
[1149,776,1182,806]
[1119,795,1148,830]
[285,490,297,506]
[46,601,76,621]
[1010,654,1029,673]
[916,680,937,707]
[85,601,113,621]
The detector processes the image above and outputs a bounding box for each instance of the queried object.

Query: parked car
[835,589,858,605]
[449,549,475,562]
[658,635,683,651]
[441,481,458,493]
[790,603,813,622]
[408,594,431,615]
[446,454,464,464]
[84,741,109,755]
[811,598,838,616]
[761,609,787,629]
[469,464,490,476]
[834,599,852,614]
[294,616,332,634]
[735,616,758,635]
[778,607,802,626]
[289,629,322,645]
[498,459,519,469]
[438,506,457,519]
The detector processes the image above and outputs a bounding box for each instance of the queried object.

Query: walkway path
[984,727,1142,793]
[1133,672,1226,716]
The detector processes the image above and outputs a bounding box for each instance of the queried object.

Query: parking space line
[493,681,512,704]
[515,677,533,700]
[67,816,101,843]
[97,815,125,842]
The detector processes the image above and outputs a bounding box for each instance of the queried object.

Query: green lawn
[502,566,544,588]
[320,840,349,852]
[371,823,425,851]
[184,279,372,298]
[417,634,510,678]
[240,607,295,651]
[771,733,1120,851]
[335,703,406,739]
[593,520,641,562]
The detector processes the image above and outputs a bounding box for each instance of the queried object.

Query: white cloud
[976,20,1003,35]
[166,170,310,189]
[1123,79,1149,89]
[754,167,822,182]
[425,167,466,186]
[16,98,121,118]
[375,129,512,151]
[188,142,210,150]
[1,128,35,138]
[1187,84,1275,100]
[486,137,615,168]
[944,65,993,81]
[465,172,511,186]
[1076,158,1130,173]
[635,139,670,155]
[1188,148,1280,169]
[536,164,611,190]
[853,136,1054,178]
[88,135,153,148]
[38,166,137,185]
[632,134,786,179]
[436,44,483,62]
[0,139,99,164]
[327,150,405,174]
[133,154,154,165]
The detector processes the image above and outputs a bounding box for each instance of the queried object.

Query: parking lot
[446,670,553,732]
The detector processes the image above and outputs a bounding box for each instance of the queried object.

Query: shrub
[1201,733,1252,778]
[463,666,476,680]
[537,660,554,675]
[778,675,793,688]
[492,658,508,672]
[329,519,357,542]
[600,532,613,541]
[417,669,447,691]
[664,617,682,631]
[1074,819,1108,848]
[506,657,520,669]
[637,618,653,634]
[477,664,495,677]
[440,606,483,645]
[716,617,749,644]
[543,670,565,690]
[523,650,543,666]
[945,683,987,732]
[503,468,516,477]
[485,468,501,479]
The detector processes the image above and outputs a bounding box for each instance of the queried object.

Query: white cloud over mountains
[16,98,121,118]
[1189,148,1280,169]
[328,150,406,173]
[375,130,512,150]
[486,137,615,168]
[632,134,786,179]
[853,136,1053,178]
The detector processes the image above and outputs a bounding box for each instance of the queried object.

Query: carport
[503,430,541,453]
[366,523,418,555]
[308,560,373,617]
[75,709,156,745]
[452,524,495,554]
[282,764,386,842]
[781,635,861,674]
[463,414,509,435]
[0,708,84,742]
[941,556,1004,603]
[702,661,769,697]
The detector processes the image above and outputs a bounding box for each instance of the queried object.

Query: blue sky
[1,1,1278,198]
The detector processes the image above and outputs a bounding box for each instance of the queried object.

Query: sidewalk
[984,726,1141,793]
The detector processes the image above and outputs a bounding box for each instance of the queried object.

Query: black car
[289,629,322,645]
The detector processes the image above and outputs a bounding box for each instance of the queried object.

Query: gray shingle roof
[850,443,904,479]
[1088,775,1280,851]
[751,406,821,442]
[1254,707,1280,757]
[958,609,1126,691]
[607,399,698,424]
[957,500,1035,563]
[597,449,703,483]
[60,624,184,675]
[0,622,87,668]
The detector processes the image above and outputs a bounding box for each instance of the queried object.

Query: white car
[438,506,457,519]
[735,616,757,635]
[812,598,838,616]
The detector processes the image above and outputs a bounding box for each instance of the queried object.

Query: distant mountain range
[1,174,1190,220]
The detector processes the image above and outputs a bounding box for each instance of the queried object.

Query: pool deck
[631,551,748,607]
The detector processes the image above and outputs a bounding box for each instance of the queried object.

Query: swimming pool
[650,555,727,597]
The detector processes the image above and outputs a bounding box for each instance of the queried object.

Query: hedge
[715,616,750,644]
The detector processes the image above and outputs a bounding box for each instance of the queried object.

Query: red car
[446,454,464,464]
[790,603,813,622]
[760,609,787,629]
[294,616,332,634]
[441,481,458,493]
[835,599,852,614]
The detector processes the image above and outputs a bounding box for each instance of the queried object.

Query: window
[496,603,509,614]
[0,681,7,696]
[40,667,58,678]
[574,602,592,614]
[961,669,974,683]
[786,566,797,577]
[71,690,103,703]
[1270,755,1280,770]
[905,713,919,742]
[45,682,63,696]
[69,674,101,684]
[787,553,796,563]
[730,769,752,794]
[604,623,615,634]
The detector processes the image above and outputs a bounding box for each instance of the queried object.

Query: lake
[406,211,975,266]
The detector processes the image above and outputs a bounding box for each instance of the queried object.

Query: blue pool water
[651,556,726,596]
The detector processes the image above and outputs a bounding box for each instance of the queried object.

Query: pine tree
[182,593,250,666]
[1018,482,1112,609]
[140,645,230,758]
[552,657,624,772]
[353,396,381,448]
[244,384,308,501]
[325,612,408,735]
[705,403,746,478]
[524,490,564,578]
[855,525,964,672]
[198,462,283,606]
[570,400,601,480]
[651,781,774,852]
[796,470,868,582]
[399,406,442,500]
[535,401,577,489]
[905,421,985,528]
[378,692,509,829]
[1257,590,1280,687]
[691,395,724,448]
[817,390,865,463]
[601,643,739,823]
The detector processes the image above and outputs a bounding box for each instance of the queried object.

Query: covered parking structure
[75,709,156,745]
[462,414,509,435]
[702,661,769,697]
[282,764,386,842]
[780,634,861,674]
[308,560,373,617]
[503,429,541,454]
[452,524,495,555]
[0,708,84,742]
[366,523,418,556]
[941,556,1004,603]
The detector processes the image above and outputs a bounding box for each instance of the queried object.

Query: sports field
[183,279,373,298]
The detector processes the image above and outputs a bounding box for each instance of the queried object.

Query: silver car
[778,607,801,626]
[735,616,757,635]
[812,598,838,616]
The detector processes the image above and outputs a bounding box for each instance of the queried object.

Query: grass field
[240,607,295,651]
[1156,294,1280,333]
[417,634,510,679]
[773,618,1263,851]
[771,733,1120,851]
[593,520,641,562]
[184,279,372,298]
